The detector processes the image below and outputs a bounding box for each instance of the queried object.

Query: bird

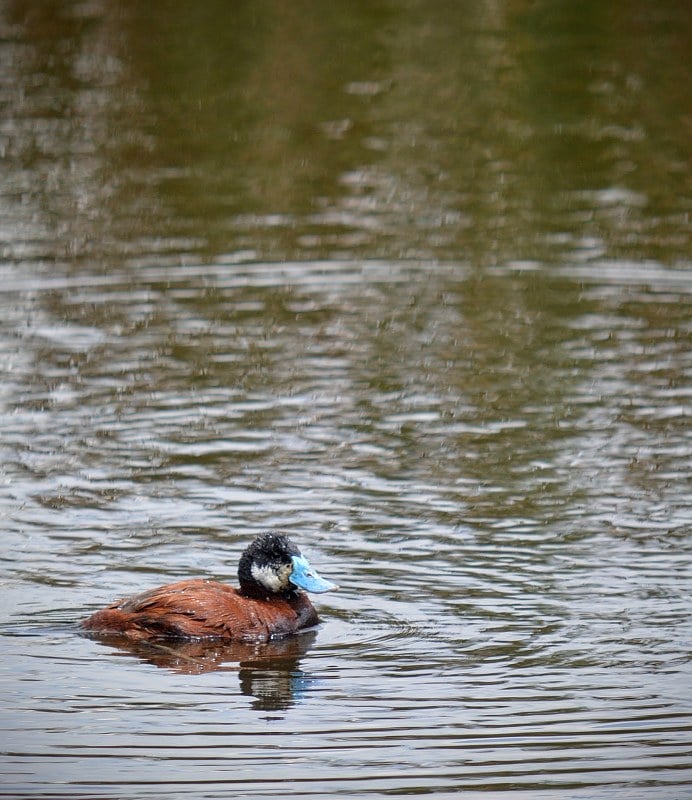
[80,533,336,642]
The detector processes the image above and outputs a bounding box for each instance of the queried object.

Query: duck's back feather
[80,579,319,642]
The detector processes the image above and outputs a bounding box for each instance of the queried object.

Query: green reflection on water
[2,0,690,267]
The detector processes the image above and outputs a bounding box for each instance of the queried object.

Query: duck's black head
[237,533,336,599]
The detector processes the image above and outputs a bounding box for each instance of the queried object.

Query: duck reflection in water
[91,631,318,711]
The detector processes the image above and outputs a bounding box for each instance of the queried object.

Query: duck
[80,533,336,642]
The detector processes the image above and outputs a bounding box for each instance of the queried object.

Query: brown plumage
[80,534,336,642]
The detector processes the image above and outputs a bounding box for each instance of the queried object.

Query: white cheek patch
[251,562,292,592]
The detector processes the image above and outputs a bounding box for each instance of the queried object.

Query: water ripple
[1,256,690,799]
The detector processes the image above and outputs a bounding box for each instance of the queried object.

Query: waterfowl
[80,533,336,642]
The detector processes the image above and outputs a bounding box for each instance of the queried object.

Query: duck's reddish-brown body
[80,579,320,642]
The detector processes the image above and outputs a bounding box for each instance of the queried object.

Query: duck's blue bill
[290,555,337,593]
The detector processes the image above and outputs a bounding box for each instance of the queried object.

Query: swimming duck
[80,533,336,642]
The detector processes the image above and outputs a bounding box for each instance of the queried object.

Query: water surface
[1,2,691,798]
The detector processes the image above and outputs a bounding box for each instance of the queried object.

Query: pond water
[1,2,691,798]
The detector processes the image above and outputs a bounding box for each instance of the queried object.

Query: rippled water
[1,1,691,798]
[2,258,690,798]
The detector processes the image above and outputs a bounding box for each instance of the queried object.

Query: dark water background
[1,1,691,798]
